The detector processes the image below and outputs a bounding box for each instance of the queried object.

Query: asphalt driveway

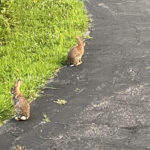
[1,0,150,149]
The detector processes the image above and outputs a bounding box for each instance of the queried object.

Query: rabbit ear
[14,80,18,87]
[76,37,83,45]
[15,79,21,87]
[13,80,21,89]
[17,79,22,84]
[76,36,82,41]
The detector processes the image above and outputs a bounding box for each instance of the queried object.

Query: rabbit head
[11,79,22,95]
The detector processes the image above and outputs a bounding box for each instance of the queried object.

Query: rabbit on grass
[67,36,85,67]
[11,80,30,121]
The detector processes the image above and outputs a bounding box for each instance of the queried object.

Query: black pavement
[1,0,150,149]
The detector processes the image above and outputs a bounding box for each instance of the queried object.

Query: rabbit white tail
[20,116,27,120]
[70,64,74,67]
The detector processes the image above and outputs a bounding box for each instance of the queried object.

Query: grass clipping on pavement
[0,0,88,122]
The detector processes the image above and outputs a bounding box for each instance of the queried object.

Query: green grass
[0,0,88,122]
[0,0,15,45]
[42,113,50,123]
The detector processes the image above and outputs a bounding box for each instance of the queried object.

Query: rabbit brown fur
[11,80,30,121]
[67,36,85,66]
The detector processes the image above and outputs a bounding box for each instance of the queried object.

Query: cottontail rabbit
[11,80,30,121]
[67,36,85,66]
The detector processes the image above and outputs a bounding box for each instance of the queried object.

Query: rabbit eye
[11,87,14,92]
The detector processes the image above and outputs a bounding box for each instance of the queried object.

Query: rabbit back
[67,46,84,66]
[14,95,30,120]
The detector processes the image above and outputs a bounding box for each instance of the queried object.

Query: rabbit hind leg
[79,58,82,64]
[78,59,82,65]
[15,107,21,120]
[75,59,82,66]
[15,116,19,120]
[74,61,79,66]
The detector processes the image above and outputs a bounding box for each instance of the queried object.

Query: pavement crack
[131,26,141,45]
[39,135,63,141]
